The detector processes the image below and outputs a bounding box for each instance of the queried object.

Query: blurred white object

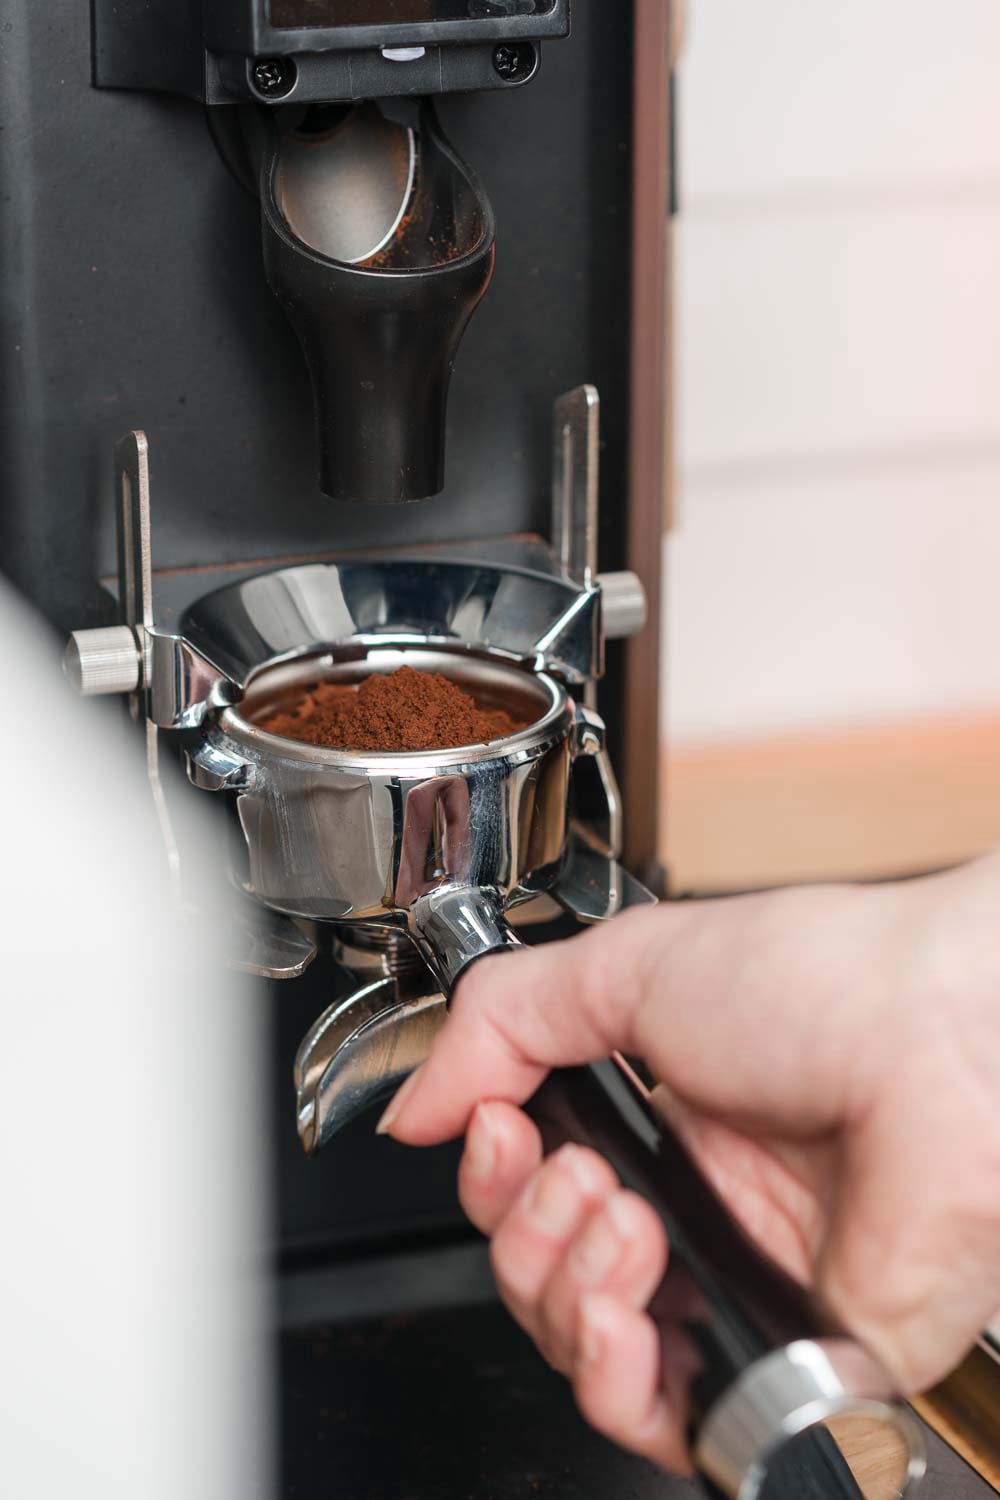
[0,583,272,1500]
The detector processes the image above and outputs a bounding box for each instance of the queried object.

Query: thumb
[380,906,668,1145]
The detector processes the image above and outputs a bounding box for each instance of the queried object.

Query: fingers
[379,879,891,1150]
[379,907,666,1145]
[574,1294,692,1474]
[817,1089,1000,1393]
[472,1127,668,1386]
[488,1145,618,1358]
[461,1122,691,1471]
[457,1101,542,1236]
[538,1189,668,1369]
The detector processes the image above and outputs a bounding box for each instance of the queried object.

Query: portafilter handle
[414,907,924,1500]
[523,1057,924,1500]
[408,883,524,994]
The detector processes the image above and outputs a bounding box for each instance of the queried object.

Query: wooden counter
[663,712,1000,893]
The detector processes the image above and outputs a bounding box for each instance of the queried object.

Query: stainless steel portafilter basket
[188,646,925,1500]
[187,646,603,989]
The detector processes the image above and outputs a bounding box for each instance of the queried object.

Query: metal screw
[492,43,535,83]
[250,57,297,99]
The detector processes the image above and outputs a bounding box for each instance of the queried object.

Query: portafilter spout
[294,882,521,1157]
[261,99,496,503]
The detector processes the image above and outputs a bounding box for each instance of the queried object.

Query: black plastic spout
[261,101,495,503]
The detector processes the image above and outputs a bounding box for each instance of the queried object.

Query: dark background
[0,0,632,637]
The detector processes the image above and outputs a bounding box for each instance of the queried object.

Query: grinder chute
[261,100,495,503]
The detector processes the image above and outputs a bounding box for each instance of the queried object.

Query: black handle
[443,929,915,1496]
[525,1058,870,1499]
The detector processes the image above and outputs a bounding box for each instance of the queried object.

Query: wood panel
[915,1344,1000,1493]
[624,0,673,877]
[662,713,1000,893]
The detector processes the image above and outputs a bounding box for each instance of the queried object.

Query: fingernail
[526,1157,581,1236]
[578,1294,612,1365]
[464,1103,498,1180]
[375,1065,423,1137]
[559,1144,606,1194]
[606,1190,645,1238]
[570,1207,624,1285]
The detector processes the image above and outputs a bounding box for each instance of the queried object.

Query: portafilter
[186,645,601,987]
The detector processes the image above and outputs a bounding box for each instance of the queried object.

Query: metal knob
[64,626,141,696]
[598,571,648,640]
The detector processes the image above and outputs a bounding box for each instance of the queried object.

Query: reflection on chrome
[186,649,599,944]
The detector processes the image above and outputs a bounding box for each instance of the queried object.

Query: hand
[379,855,1000,1471]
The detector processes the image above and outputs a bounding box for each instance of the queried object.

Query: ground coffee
[257,666,529,752]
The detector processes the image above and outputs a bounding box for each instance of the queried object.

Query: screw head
[250,57,297,99]
[492,43,535,83]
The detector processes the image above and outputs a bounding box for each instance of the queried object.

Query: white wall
[666,0,1000,744]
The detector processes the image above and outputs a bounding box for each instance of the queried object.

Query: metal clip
[572,704,605,758]
[185,739,253,793]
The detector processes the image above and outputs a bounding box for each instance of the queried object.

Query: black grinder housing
[93,0,571,501]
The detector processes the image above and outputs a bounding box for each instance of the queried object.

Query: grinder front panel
[0,0,651,1255]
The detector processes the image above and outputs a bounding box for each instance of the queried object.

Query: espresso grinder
[9,1,924,1493]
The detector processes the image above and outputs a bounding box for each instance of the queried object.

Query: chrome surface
[294,975,448,1154]
[116,429,153,722]
[70,389,636,728]
[548,385,626,856]
[554,836,658,924]
[63,625,140,696]
[116,432,183,891]
[552,383,599,592]
[160,553,643,716]
[177,555,601,712]
[147,630,235,732]
[190,651,602,959]
[333,926,423,977]
[67,398,639,978]
[273,103,417,266]
[695,1339,926,1500]
[76,555,602,729]
[293,838,659,1150]
[67,441,231,728]
[580,676,625,859]
[571,703,605,757]
[229,903,319,981]
[186,737,254,793]
[409,883,525,994]
[106,537,577,631]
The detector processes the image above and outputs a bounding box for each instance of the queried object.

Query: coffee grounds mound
[257,666,530,753]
